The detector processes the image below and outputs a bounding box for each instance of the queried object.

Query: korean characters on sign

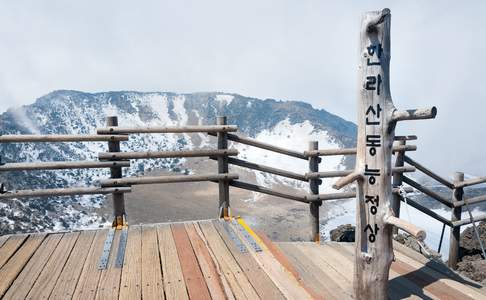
[364,42,383,244]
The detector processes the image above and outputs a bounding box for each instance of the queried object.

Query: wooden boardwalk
[0,219,484,299]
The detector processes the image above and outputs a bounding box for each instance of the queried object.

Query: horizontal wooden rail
[305,187,414,202]
[97,125,238,134]
[306,166,415,179]
[398,196,453,227]
[304,144,416,157]
[226,180,309,203]
[0,161,130,171]
[455,176,486,189]
[101,173,239,187]
[453,213,486,227]
[208,132,307,160]
[0,187,131,199]
[454,194,486,208]
[305,192,356,202]
[0,134,128,143]
[394,135,417,141]
[404,155,454,189]
[212,157,307,182]
[99,149,238,160]
[402,176,452,208]
[384,215,426,241]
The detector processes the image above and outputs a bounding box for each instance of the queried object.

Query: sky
[0,0,485,177]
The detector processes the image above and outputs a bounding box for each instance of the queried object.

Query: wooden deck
[0,219,484,299]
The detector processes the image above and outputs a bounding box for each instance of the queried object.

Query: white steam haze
[0,0,485,176]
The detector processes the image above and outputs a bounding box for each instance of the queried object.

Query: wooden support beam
[402,176,452,208]
[453,213,486,227]
[0,161,130,171]
[398,196,453,227]
[384,215,426,241]
[454,176,486,189]
[304,144,416,157]
[454,194,486,207]
[0,134,128,143]
[98,149,238,160]
[404,155,454,189]
[391,107,437,122]
[394,135,417,141]
[391,140,406,234]
[101,173,239,187]
[0,187,131,199]
[227,180,308,203]
[306,166,414,179]
[332,9,437,299]
[208,132,307,160]
[308,141,321,242]
[97,125,237,134]
[449,172,464,269]
[217,116,230,218]
[219,157,307,182]
[106,116,126,227]
[306,187,414,202]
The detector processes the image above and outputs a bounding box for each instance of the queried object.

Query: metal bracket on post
[217,116,230,219]
[106,116,127,229]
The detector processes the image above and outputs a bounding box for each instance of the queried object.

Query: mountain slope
[0,90,356,234]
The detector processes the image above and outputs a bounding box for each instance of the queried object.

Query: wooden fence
[0,115,485,265]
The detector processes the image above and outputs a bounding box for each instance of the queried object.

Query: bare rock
[330,224,355,242]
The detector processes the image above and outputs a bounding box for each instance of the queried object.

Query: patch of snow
[215,94,234,106]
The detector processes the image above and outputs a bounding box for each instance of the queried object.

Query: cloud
[0,0,484,175]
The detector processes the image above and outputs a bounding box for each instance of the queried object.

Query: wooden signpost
[333,8,437,299]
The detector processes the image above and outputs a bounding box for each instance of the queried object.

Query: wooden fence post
[106,116,126,228]
[308,141,321,242]
[391,140,406,234]
[449,171,464,269]
[217,116,230,218]
[332,8,436,299]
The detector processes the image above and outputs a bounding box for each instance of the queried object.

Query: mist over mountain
[0,90,356,234]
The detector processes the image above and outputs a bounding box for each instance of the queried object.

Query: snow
[235,118,344,192]
[215,94,234,106]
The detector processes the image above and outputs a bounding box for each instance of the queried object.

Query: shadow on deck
[0,219,484,299]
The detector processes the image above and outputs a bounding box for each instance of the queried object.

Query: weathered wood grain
[119,226,143,300]
[72,229,108,300]
[141,225,164,300]
[0,234,47,298]
[50,230,96,299]
[26,231,79,299]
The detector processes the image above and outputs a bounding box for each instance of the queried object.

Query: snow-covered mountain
[0,90,356,234]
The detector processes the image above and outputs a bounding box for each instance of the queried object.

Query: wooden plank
[334,242,438,299]
[49,230,96,299]
[213,220,285,299]
[256,233,324,300]
[0,233,47,298]
[157,224,189,300]
[184,222,230,300]
[232,222,313,300]
[101,173,238,187]
[26,231,79,299]
[0,187,131,199]
[119,225,142,300]
[171,223,211,300]
[295,244,352,292]
[72,229,108,300]
[141,225,164,300]
[2,234,59,299]
[393,241,486,293]
[394,250,486,299]
[0,234,28,268]
[96,229,122,300]
[0,235,9,248]
[277,242,350,300]
[197,220,257,299]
